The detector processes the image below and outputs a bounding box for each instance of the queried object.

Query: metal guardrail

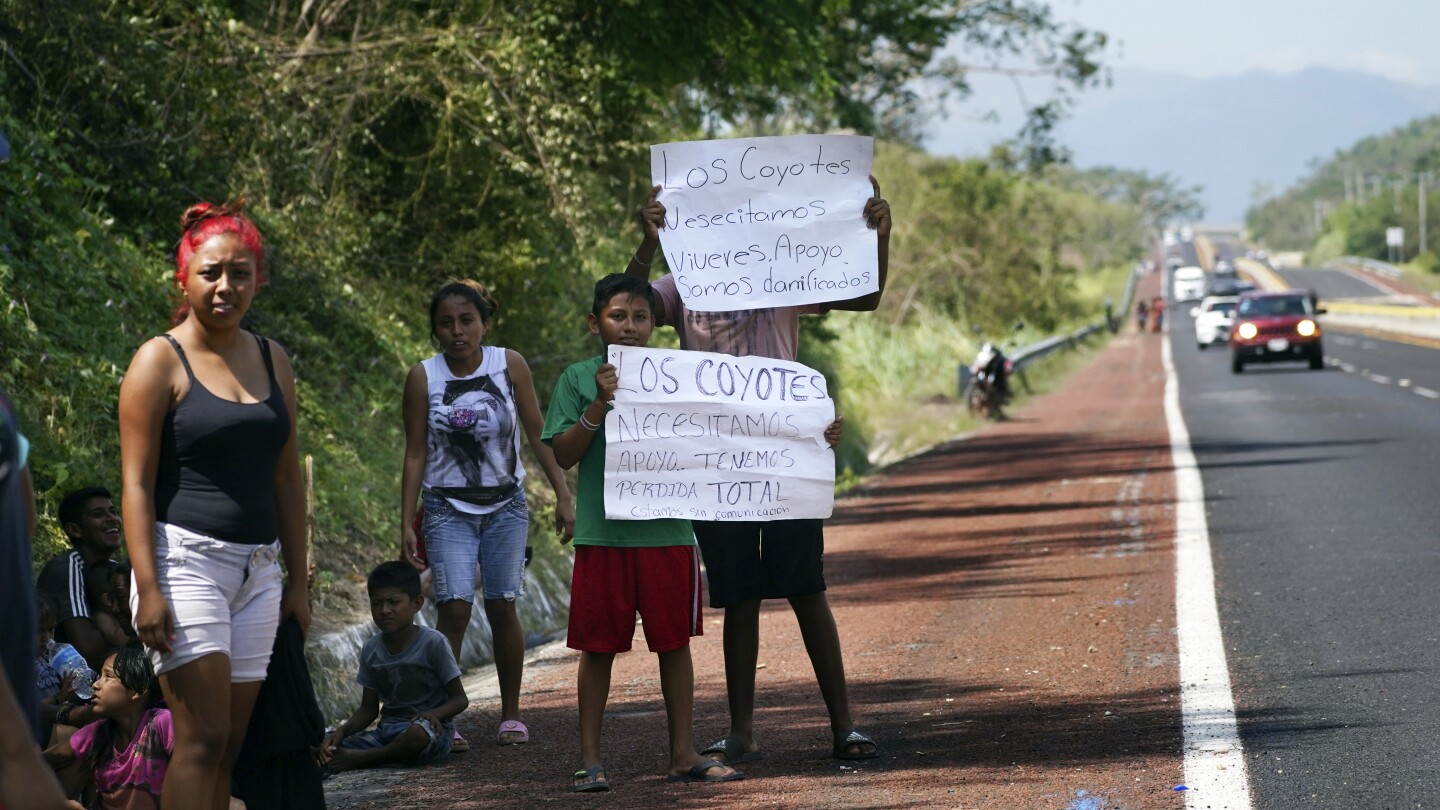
[954,263,1139,398]
[956,320,1110,397]
[1328,256,1402,279]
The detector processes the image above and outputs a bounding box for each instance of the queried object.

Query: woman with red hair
[118,200,309,810]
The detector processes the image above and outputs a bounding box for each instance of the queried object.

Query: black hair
[84,644,161,774]
[37,593,56,629]
[84,560,123,610]
[367,560,422,599]
[57,487,112,541]
[591,273,656,318]
[429,279,498,336]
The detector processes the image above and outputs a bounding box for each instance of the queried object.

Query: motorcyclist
[972,341,1011,409]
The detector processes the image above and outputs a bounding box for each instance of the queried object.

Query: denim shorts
[339,716,451,764]
[132,523,282,681]
[422,490,528,603]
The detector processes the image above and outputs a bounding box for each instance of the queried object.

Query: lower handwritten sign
[603,346,836,521]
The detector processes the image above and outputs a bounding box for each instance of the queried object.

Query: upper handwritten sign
[603,346,837,522]
[650,134,876,312]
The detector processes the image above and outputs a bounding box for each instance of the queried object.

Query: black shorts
[693,519,826,608]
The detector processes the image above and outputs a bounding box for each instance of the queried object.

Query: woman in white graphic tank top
[401,280,574,749]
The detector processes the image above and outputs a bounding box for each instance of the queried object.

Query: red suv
[1229,291,1325,373]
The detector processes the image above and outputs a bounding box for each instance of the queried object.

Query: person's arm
[549,365,614,471]
[399,363,429,569]
[827,175,891,312]
[1,671,81,809]
[93,613,132,650]
[505,351,574,544]
[319,689,380,764]
[413,676,469,731]
[623,184,668,323]
[267,344,310,637]
[40,736,76,771]
[824,415,844,449]
[118,338,179,654]
[58,618,110,671]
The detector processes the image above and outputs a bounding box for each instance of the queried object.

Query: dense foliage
[1247,115,1440,268]
[2,2,1141,597]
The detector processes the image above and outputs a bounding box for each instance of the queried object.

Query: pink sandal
[450,727,470,753]
[496,719,529,745]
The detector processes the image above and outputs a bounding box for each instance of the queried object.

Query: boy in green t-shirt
[542,274,743,792]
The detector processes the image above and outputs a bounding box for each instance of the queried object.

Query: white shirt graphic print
[422,347,525,514]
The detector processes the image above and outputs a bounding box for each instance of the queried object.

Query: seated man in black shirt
[35,487,124,669]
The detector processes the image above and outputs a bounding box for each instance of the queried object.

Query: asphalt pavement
[1168,296,1440,807]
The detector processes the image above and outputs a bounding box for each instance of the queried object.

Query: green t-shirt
[542,356,694,548]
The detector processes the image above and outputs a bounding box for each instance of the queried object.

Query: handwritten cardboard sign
[650,134,876,312]
[603,346,836,522]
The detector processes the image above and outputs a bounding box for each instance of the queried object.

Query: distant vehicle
[1166,255,1183,271]
[1229,291,1326,373]
[1172,265,1206,302]
[1192,295,1238,349]
[1213,259,1234,275]
[1179,225,1194,242]
[1206,278,1246,298]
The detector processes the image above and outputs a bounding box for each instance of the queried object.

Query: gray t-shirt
[356,626,462,723]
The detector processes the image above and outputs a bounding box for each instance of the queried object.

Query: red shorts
[567,545,702,653]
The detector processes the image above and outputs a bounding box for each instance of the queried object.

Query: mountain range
[924,67,1440,224]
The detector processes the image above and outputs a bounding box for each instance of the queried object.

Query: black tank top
[154,334,290,545]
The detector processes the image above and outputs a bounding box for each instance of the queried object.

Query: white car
[1192,295,1239,349]
[1172,265,1206,303]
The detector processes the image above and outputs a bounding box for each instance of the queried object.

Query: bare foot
[327,747,364,773]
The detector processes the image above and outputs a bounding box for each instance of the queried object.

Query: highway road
[1168,288,1440,807]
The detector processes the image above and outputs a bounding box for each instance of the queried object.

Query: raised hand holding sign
[648,134,877,311]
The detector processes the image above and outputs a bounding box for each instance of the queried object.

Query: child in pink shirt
[45,645,171,809]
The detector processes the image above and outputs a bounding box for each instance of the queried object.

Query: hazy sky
[1058,0,1439,85]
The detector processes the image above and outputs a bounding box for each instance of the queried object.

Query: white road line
[1370,374,1392,385]
[1399,379,1413,388]
[1162,338,1253,809]
[1415,387,1440,399]
[1338,363,1357,374]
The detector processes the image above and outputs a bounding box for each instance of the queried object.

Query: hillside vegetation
[2,3,1153,608]
[1248,115,1440,271]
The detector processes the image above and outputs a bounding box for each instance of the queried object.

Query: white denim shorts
[131,522,282,682]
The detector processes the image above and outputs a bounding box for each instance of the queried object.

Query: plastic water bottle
[46,641,95,702]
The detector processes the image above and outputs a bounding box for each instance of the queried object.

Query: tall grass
[826,308,982,471]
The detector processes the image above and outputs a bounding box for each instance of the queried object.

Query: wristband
[579,413,602,431]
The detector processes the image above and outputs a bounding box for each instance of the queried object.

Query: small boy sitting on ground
[542,274,746,792]
[84,560,135,651]
[319,561,468,773]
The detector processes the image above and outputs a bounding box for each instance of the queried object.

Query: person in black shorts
[624,180,891,763]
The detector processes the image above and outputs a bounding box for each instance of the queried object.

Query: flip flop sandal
[571,765,610,792]
[664,758,745,783]
[832,729,879,760]
[450,727,470,753]
[496,719,529,745]
[701,736,764,764]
